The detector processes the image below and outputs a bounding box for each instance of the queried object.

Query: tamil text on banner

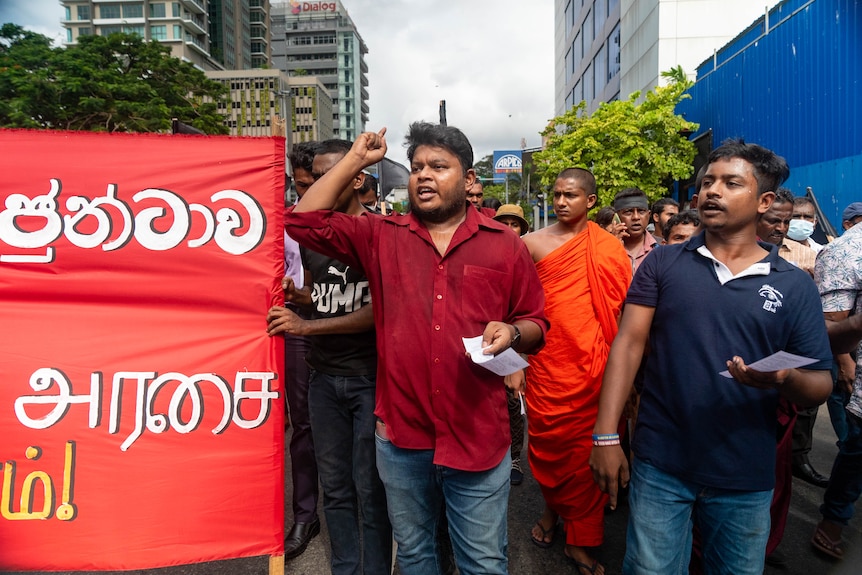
[0,129,286,571]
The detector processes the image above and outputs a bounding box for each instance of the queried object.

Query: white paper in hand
[719,350,819,378]
[462,335,529,376]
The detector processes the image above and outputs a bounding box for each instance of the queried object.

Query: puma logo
[327,265,349,284]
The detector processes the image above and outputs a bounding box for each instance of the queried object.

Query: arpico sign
[290,0,337,14]
[492,150,523,182]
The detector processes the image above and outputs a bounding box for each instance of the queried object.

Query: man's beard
[411,196,466,224]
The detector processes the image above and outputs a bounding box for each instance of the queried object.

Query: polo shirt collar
[687,231,794,285]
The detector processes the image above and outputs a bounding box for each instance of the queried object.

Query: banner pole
[269,554,285,575]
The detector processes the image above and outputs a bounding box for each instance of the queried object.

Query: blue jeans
[821,414,862,526]
[375,438,510,575]
[827,360,850,446]
[624,457,772,575]
[308,371,392,575]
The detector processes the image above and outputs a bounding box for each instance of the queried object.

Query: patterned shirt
[814,223,862,416]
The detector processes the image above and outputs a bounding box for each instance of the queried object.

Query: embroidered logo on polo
[758,284,784,313]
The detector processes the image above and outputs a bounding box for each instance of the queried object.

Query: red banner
[0,130,286,570]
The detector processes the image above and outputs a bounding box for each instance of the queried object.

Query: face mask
[787,219,815,241]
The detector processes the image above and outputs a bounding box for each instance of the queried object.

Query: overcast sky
[0,0,555,165]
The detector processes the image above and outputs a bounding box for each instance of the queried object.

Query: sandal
[811,522,844,559]
[530,519,556,548]
[565,554,604,574]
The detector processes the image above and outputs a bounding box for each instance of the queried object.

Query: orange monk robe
[528,221,632,547]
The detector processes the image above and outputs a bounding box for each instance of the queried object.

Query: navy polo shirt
[628,232,832,491]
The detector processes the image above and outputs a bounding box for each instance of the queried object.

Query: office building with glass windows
[270,1,369,141]
[555,0,782,115]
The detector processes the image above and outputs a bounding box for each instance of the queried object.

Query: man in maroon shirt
[285,122,548,575]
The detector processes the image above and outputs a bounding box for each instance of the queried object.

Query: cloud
[0,1,66,45]
[343,0,554,165]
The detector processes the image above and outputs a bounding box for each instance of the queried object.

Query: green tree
[0,24,228,134]
[532,70,698,208]
[473,154,494,180]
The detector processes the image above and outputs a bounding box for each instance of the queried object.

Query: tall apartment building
[555,0,782,115]
[209,0,272,69]
[61,0,216,70]
[270,1,369,141]
[60,1,271,71]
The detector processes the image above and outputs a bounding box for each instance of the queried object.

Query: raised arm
[294,129,387,213]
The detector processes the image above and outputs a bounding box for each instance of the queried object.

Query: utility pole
[439,100,447,126]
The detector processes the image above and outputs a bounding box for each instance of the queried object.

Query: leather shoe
[792,462,830,488]
[284,518,320,559]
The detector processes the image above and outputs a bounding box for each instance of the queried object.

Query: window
[573,31,582,69]
[151,25,167,40]
[343,37,351,51]
[583,9,592,51]
[172,2,181,17]
[608,0,620,15]
[77,5,90,20]
[607,23,621,81]
[564,1,573,31]
[583,62,593,102]
[565,47,573,84]
[101,5,121,19]
[124,25,144,37]
[173,25,182,39]
[595,0,607,37]
[65,6,71,20]
[79,27,91,36]
[67,28,73,42]
[101,25,122,36]
[149,3,166,18]
[122,4,143,18]
[594,44,607,95]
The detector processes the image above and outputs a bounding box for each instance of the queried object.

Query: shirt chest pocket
[460,265,509,323]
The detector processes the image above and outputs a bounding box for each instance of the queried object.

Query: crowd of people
[266,124,862,575]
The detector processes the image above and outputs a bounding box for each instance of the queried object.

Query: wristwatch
[510,324,521,349]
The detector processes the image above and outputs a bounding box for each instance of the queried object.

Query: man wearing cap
[810,201,862,560]
[522,167,631,573]
[840,201,862,230]
[613,187,656,274]
[494,204,529,236]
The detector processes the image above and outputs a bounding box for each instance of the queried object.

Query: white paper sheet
[462,335,529,376]
[719,350,819,378]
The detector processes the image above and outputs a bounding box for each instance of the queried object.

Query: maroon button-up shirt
[286,206,549,471]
